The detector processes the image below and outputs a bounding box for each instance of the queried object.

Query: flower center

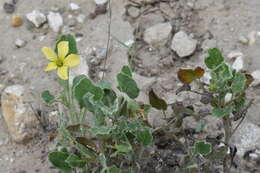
[56,59,64,67]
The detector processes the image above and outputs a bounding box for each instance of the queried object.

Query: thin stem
[102,0,112,80]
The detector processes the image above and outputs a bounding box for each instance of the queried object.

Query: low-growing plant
[148,48,253,173]
[41,35,153,173]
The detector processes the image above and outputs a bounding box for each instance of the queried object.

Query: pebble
[143,22,172,47]
[126,6,140,18]
[227,51,243,59]
[70,3,80,11]
[171,30,197,57]
[224,93,232,103]
[47,12,63,32]
[251,70,260,86]
[3,2,15,14]
[76,14,86,23]
[238,35,248,45]
[94,0,108,5]
[15,39,26,48]
[11,15,23,27]
[26,10,47,28]
[232,56,244,71]
[248,31,256,46]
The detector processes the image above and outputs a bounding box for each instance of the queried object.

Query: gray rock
[1,85,39,144]
[232,121,260,156]
[15,39,26,48]
[26,10,47,28]
[171,31,197,57]
[3,2,15,14]
[47,12,63,32]
[127,6,140,18]
[143,22,172,47]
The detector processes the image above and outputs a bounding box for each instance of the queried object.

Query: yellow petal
[57,66,68,80]
[42,47,57,61]
[44,62,57,71]
[64,54,80,67]
[58,41,69,59]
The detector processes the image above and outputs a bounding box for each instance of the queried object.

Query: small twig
[102,0,112,80]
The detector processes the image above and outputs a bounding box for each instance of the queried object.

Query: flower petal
[58,41,69,59]
[64,54,80,67]
[42,47,57,61]
[57,66,68,80]
[44,62,57,71]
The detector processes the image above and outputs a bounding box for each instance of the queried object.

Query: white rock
[251,70,260,86]
[76,14,86,23]
[70,3,80,11]
[26,10,46,28]
[94,0,108,5]
[227,51,243,59]
[248,31,256,46]
[15,39,26,48]
[232,56,244,71]
[171,31,197,57]
[47,12,63,32]
[143,22,172,47]
[1,85,39,144]
[224,93,232,103]
[238,35,248,44]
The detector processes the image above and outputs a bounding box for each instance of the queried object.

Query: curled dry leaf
[177,67,205,84]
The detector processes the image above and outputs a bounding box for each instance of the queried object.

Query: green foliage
[48,152,72,173]
[231,72,246,94]
[56,34,78,54]
[65,154,87,168]
[136,128,153,146]
[41,90,55,104]
[149,89,167,110]
[205,48,224,69]
[193,141,212,156]
[211,106,233,117]
[73,75,104,108]
[117,66,140,99]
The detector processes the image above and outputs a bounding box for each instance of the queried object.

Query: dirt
[0,0,260,172]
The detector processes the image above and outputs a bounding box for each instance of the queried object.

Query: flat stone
[251,70,260,86]
[47,12,63,32]
[227,51,243,59]
[171,31,197,57]
[3,2,15,14]
[26,10,47,28]
[1,85,39,144]
[232,56,244,71]
[143,22,172,47]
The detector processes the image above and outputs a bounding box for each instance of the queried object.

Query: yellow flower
[42,41,80,80]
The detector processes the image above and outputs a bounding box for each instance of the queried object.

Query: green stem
[223,116,232,173]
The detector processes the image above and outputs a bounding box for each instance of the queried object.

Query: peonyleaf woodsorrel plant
[149,48,253,173]
[41,35,153,173]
